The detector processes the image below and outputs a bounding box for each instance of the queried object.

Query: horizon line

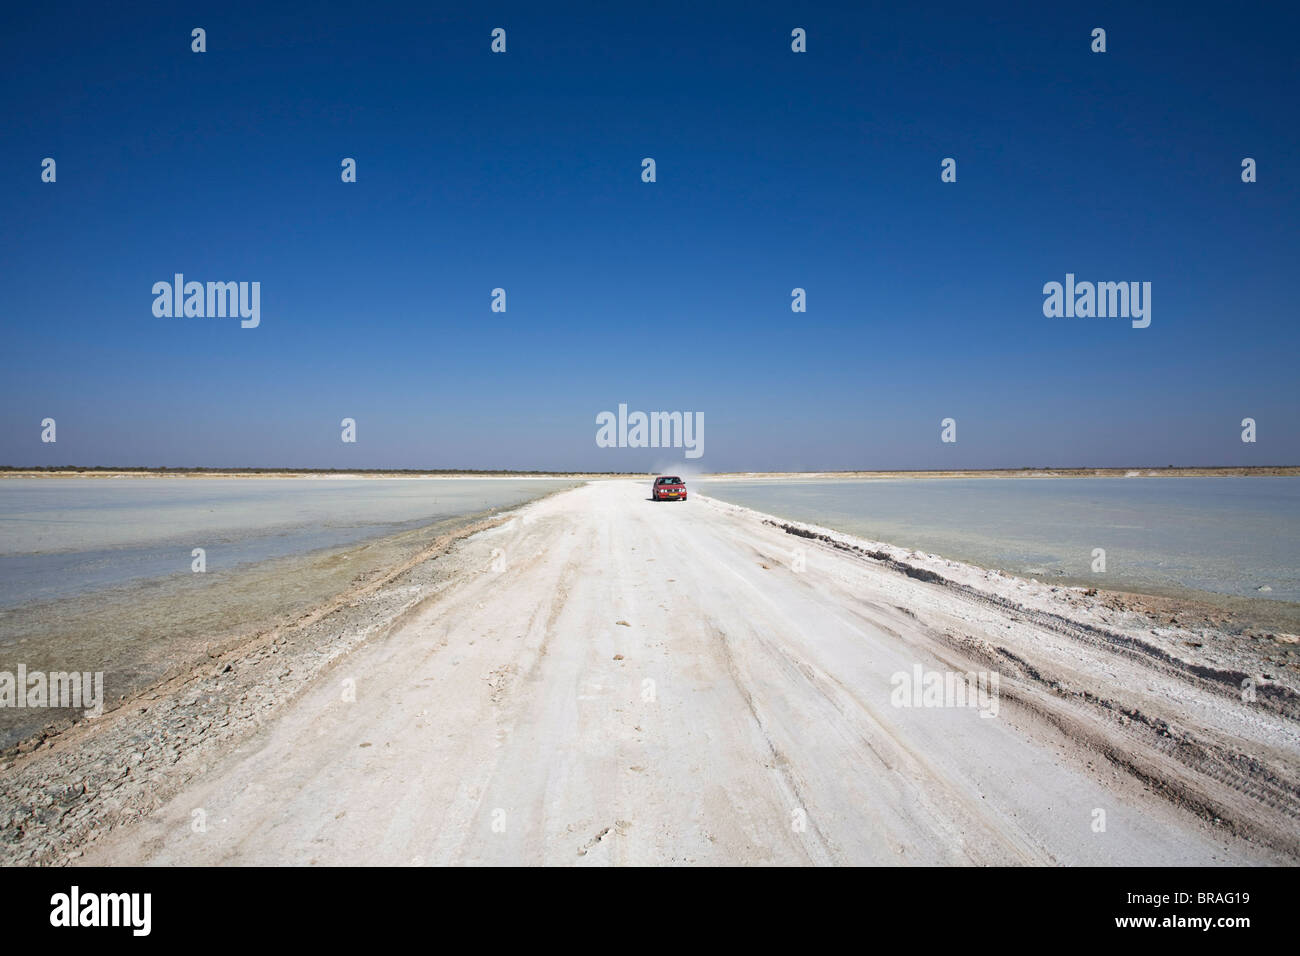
[3,465,1298,476]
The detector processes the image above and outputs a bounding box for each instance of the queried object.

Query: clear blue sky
[2,1,1296,471]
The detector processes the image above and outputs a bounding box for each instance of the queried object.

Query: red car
[651,476,687,501]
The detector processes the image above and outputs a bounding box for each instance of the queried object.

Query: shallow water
[0,477,577,748]
[0,477,576,609]
[699,477,1300,604]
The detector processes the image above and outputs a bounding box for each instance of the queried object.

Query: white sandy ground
[63,480,1299,865]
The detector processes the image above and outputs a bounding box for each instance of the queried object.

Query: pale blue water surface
[700,477,1300,604]
[0,477,575,608]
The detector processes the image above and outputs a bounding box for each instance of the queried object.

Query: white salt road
[80,480,1286,865]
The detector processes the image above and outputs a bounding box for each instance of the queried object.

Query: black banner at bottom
[0,865,1284,943]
